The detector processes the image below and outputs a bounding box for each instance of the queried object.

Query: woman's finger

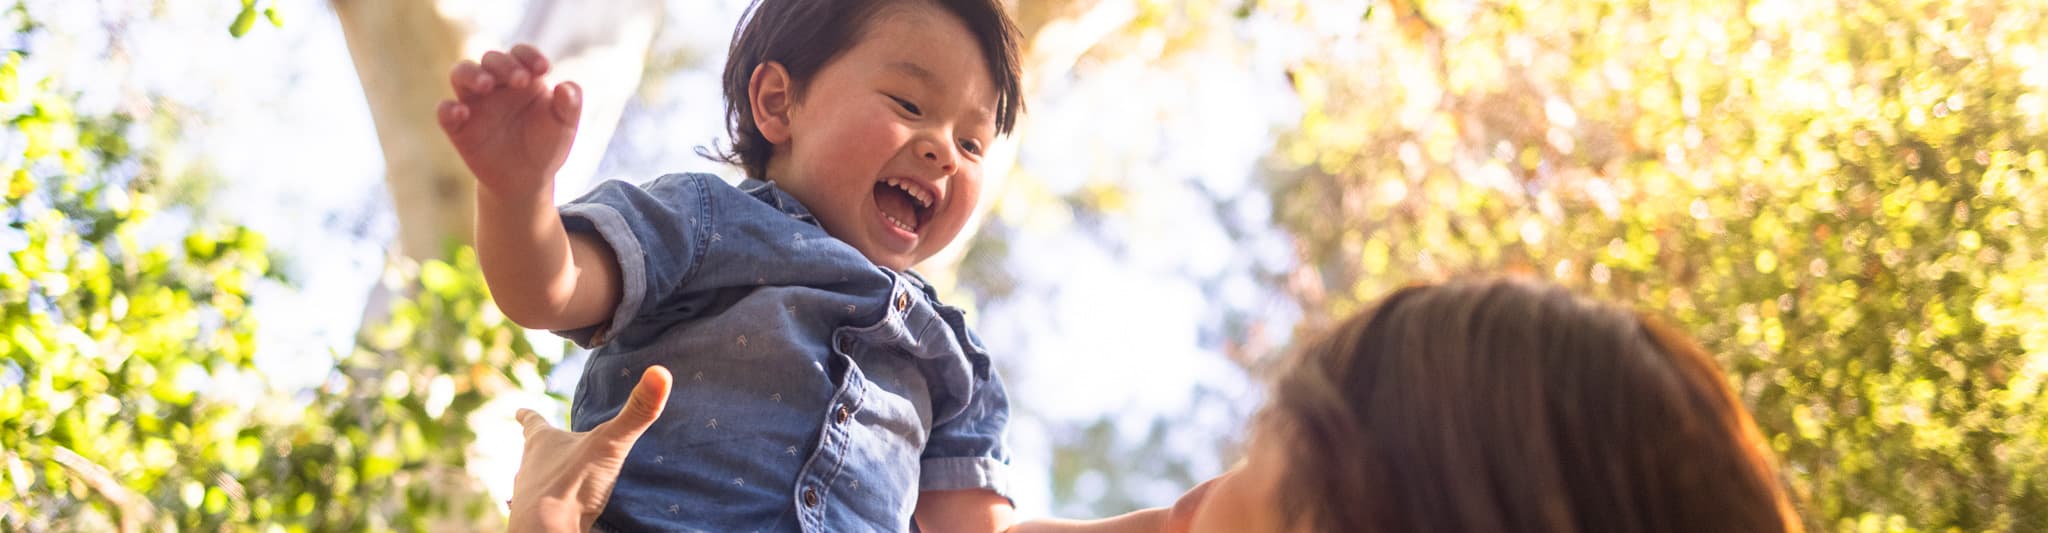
[600,365,672,442]
[516,408,554,440]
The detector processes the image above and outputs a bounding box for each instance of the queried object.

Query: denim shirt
[554,173,1010,533]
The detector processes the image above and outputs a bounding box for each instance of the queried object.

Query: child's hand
[437,44,583,197]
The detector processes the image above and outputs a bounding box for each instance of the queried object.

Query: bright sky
[36,0,1313,519]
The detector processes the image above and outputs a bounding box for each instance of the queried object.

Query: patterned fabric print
[554,174,1009,532]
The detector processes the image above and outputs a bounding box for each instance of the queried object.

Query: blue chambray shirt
[553,173,1010,533]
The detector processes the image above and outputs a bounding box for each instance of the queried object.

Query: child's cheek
[858,110,911,150]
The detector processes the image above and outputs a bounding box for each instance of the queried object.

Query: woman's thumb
[603,366,672,440]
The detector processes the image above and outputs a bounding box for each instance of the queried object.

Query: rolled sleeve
[550,174,715,347]
[920,456,1010,493]
[920,367,1012,497]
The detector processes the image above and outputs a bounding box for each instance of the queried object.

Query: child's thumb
[604,365,671,440]
[551,81,583,128]
[436,100,467,136]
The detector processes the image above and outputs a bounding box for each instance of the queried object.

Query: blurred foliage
[0,36,277,528]
[239,247,555,531]
[228,0,284,38]
[3,4,558,531]
[1266,0,2048,530]
[12,0,2046,530]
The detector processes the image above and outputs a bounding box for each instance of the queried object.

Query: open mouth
[873,177,935,234]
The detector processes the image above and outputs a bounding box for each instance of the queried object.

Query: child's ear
[750,62,795,145]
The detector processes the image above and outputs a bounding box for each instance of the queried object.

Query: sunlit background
[6,0,2047,531]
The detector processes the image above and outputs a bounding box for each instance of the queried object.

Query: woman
[1178,278,1802,531]
[511,277,1804,532]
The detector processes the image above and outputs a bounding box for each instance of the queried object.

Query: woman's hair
[1263,277,1802,532]
[715,0,1023,179]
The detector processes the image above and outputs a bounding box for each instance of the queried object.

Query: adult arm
[913,473,1216,533]
[910,490,1171,533]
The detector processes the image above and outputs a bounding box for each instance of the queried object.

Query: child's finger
[449,61,492,101]
[480,50,529,90]
[436,100,469,135]
[510,44,550,78]
[551,81,584,128]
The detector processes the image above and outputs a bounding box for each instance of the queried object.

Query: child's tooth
[882,212,913,232]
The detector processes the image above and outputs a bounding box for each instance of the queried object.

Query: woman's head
[716,0,1022,271]
[1189,277,1801,532]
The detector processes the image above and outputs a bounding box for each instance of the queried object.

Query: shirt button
[835,405,851,424]
[894,292,910,311]
[802,488,820,507]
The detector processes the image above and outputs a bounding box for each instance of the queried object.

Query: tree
[0,21,278,531]
[0,3,561,529]
[954,0,1300,517]
[331,0,661,263]
[1265,0,2048,529]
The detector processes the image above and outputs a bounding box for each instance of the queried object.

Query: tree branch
[51,446,154,533]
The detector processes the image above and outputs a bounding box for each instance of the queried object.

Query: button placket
[802,487,819,507]
[894,291,910,312]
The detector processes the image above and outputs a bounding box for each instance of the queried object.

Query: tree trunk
[510,0,663,203]
[331,0,660,262]
[331,0,475,262]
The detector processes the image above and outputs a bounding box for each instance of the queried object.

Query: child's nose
[920,143,956,175]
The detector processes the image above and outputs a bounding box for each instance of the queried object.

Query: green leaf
[228,7,256,38]
[419,261,459,295]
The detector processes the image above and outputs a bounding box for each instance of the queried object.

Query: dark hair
[715,0,1023,179]
[1264,277,1802,532]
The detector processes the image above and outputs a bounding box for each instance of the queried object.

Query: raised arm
[437,44,619,330]
[473,186,620,331]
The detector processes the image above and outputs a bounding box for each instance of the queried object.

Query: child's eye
[888,95,922,116]
[960,139,984,156]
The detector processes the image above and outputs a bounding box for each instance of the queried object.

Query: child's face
[763,3,998,271]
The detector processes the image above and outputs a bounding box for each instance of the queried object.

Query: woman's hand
[508,366,672,533]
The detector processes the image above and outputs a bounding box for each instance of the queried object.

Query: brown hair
[1264,277,1802,532]
[714,0,1023,179]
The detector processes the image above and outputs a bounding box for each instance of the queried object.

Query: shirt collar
[736,178,820,226]
[737,177,936,284]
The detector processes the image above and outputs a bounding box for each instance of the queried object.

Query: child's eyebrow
[885,60,940,89]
